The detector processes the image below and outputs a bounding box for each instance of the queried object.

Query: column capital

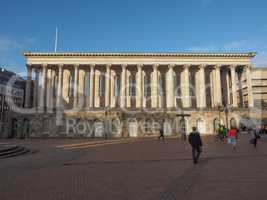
[214,65,221,70]
[42,63,48,68]
[74,64,79,69]
[229,64,237,70]
[183,64,190,69]
[106,64,111,68]
[245,64,252,70]
[152,64,159,70]
[26,64,32,70]
[58,64,64,69]
[137,64,142,69]
[199,64,205,69]
[168,64,175,69]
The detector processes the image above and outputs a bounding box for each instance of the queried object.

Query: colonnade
[25,63,254,110]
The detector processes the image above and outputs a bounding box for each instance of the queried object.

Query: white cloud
[186,40,267,66]
[0,36,22,52]
[0,35,36,72]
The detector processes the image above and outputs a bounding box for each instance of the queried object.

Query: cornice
[23,52,257,58]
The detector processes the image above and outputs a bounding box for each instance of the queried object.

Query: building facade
[3,52,267,138]
[252,68,267,108]
[0,68,25,136]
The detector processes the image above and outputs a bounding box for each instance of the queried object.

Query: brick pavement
[0,134,267,200]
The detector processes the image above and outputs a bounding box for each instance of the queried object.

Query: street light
[104,106,110,140]
[217,104,231,129]
[217,104,223,126]
[224,105,230,129]
[176,111,191,140]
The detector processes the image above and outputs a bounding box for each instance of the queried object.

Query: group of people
[188,125,262,164]
[158,124,262,165]
[216,124,261,149]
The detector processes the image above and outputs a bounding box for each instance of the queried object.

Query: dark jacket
[188,131,203,147]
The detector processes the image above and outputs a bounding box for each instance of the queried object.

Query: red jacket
[228,129,237,137]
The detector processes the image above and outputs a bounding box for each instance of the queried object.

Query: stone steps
[0,144,35,159]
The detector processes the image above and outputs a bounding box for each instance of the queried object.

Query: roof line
[23,51,257,58]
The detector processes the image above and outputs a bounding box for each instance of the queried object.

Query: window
[68,75,73,97]
[129,75,136,97]
[144,75,151,97]
[158,74,165,96]
[99,72,105,96]
[53,76,57,97]
[114,75,120,97]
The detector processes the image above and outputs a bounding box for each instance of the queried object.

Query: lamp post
[217,104,222,126]
[104,106,110,140]
[224,105,230,129]
[176,111,191,140]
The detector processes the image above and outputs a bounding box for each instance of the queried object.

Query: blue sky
[1,0,267,72]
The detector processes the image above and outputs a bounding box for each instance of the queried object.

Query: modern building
[3,52,267,138]
[0,68,26,137]
[251,68,267,108]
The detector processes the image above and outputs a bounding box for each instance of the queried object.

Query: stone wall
[2,109,266,139]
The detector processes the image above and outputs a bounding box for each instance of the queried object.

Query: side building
[0,68,26,138]
[252,68,267,109]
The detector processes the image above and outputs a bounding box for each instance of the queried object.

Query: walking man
[188,127,203,164]
[158,125,165,140]
[249,126,260,148]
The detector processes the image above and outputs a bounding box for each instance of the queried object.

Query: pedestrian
[249,127,260,148]
[181,128,187,141]
[158,125,164,140]
[227,126,238,151]
[223,125,228,140]
[188,127,203,164]
[219,125,225,142]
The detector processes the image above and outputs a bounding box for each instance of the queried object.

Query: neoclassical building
[4,52,266,138]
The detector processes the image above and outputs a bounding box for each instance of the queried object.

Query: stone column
[215,65,222,106]
[110,70,116,108]
[166,64,174,108]
[73,64,79,108]
[226,70,231,105]
[120,64,126,108]
[77,68,85,108]
[230,65,238,107]
[151,64,158,108]
[89,65,95,108]
[142,70,146,108]
[105,64,111,107]
[33,68,39,109]
[56,64,63,109]
[246,65,254,108]
[198,65,206,108]
[210,69,215,107]
[25,64,32,108]
[40,64,47,111]
[46,68,52,111]
[136,64,142,108]
[182,65,190,108]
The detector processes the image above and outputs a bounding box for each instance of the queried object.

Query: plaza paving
[0,134,267,200]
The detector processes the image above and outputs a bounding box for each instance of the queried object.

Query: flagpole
[55,27,58,52]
